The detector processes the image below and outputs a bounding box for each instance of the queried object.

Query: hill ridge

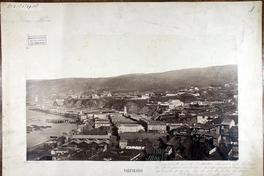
[27,64,237,96]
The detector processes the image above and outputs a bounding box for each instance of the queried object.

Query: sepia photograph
[24,3,239,161]
[26,65,238,161]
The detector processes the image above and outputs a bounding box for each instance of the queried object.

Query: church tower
[124,106,128,116]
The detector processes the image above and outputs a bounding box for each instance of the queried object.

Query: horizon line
[27,64,237,81]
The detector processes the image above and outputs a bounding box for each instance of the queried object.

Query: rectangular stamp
[27,35,47,46]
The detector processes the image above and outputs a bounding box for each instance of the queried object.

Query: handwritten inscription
[6,3,39,10]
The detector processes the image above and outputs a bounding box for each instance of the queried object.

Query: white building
[140,118,166,133]
[80,114,88,121]
[119,139,128,149]
[221,119,235,130]
[166,123,185,131]
[35,96,39,103]
[91,94,100,99]
[55,98,64,106]
[197,115,209,124]
[148,123,166,133]
[190,101,209,107]
[119,139,146,150]
[141,94,150,99]
[194,87,199,91]
[168,99,184,109]
[165,93,177,97]
[124,106,128,116]
[51,148,69,156]
[95,119,111,128]
[192,93,200,97]
[117,123,145,133]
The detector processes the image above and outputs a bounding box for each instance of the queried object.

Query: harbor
[27,108,78,148]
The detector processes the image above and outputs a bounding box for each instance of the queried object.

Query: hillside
[27,65,237,97]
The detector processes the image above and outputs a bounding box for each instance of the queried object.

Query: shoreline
[27,139,51,152]
[27,109,78,151]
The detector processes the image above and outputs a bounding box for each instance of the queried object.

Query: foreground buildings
[27,82,238,161]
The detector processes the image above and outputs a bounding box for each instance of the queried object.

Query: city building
[55,98,64,106]
[165,93,177,97]
[216,119,238,160]
[190,101,209,107]
[91,94,100,99]
[80,114,88,121]
[140,118,166,133]
[51,147,69,156]
[124,106,128,116]
[70,134,110,145]
[192,93,200,97]
[141,94,150,99]
[94,119,111,128]
[119,139,152,150]
[218,119,236,134]
[117,123,145,133]
[197,115,209,124]
[168,99,184,109]
[119,139,128,149]
[166,123,185,131]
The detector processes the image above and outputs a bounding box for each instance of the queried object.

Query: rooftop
[126,138,153,146]
[72,135,109,139]
[221,119,234,126]
[140,118,166,125]
[82,127,110,135]
[118,123,143,127]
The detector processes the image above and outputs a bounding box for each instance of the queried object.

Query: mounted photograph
[3,1,263,175]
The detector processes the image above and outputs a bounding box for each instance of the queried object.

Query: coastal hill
[27,65,237,97]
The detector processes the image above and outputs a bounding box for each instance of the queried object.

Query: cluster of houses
[33,83,238,161]
[49,105,238,160]
[217,119,238,160]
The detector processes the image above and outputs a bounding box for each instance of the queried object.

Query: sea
[27,109,77,148]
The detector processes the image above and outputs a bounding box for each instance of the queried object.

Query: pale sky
[6,3,249,79]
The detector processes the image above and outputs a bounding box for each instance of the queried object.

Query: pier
[28,106,79,118]
[46,119,77,124]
